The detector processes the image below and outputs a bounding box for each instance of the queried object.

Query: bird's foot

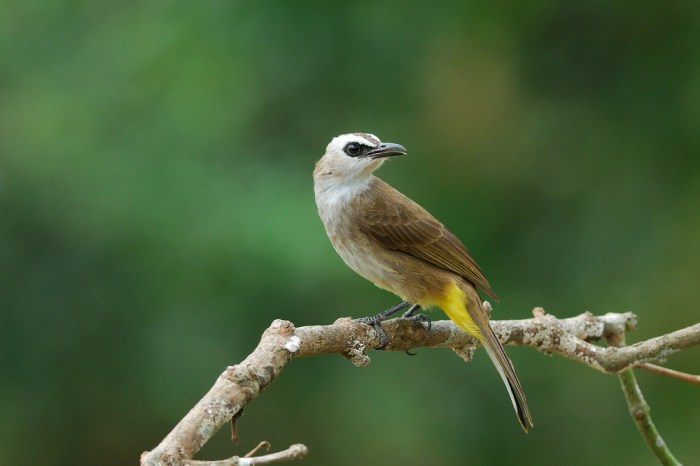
[399,304,431,356]
[406,313,432,331]
[355,300,410,349]
[401,304,431,331]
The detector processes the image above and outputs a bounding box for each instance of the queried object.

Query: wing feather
[360,178,498,301]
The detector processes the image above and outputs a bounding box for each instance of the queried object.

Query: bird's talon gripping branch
[409,313,432,331]
[401,304,431,331]
[371,322,389,349]
[354,317,389,348]
[355,300,411,348]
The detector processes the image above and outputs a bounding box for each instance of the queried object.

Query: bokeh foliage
[1,2,699,465]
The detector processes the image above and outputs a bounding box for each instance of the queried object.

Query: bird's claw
[354,300,410,349]
[400,304,431,331]
[407,312,432,331]
[355,317,390,349]
[355,301,429,349]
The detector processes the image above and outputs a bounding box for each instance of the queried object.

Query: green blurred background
[2,1,699,465]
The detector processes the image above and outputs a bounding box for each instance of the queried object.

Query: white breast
[314,176,398,291]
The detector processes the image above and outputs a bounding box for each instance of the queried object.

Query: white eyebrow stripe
[331,133,381,151]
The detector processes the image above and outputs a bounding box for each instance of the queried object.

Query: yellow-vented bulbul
[313,133,533,431]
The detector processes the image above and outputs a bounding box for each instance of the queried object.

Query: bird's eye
[343,142,363,157]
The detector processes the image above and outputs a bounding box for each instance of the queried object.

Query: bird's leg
[401,304,432,331]
[356,300,410,323]
[355,300,410,349]
[401,304,421,318]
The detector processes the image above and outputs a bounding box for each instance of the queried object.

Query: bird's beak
[366,142,407,159]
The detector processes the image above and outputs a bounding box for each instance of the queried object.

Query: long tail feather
[439,282,534,432]
[482,336,533,431]
[464,285,533,432]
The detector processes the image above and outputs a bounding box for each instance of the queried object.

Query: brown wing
[360,178,498,302]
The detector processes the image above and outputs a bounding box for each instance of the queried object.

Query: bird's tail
[438,282,534,432]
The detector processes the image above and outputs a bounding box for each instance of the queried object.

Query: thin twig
[186,443,308,466]
[244,441,270,458]
[640,363,700,386]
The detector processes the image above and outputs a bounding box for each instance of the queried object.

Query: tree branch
[607,332,683,466]
[640,363,700,386]
[617,368,681,466]
[185,443,309,466]
[140,311,700,466]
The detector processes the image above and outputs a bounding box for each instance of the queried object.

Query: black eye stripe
[343,142,368,157]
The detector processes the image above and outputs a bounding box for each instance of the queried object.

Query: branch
[186,442,309,466]
[502,313,700,374]
[617,369,681,466]
[608,332,683,466]
[640,363,700,386]
[141,311,700,466]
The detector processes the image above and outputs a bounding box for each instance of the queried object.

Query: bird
[313,132,533,432]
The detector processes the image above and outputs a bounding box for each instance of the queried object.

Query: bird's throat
[314,174,374,210]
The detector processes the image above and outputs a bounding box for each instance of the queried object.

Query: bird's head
[315,133,407,182]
